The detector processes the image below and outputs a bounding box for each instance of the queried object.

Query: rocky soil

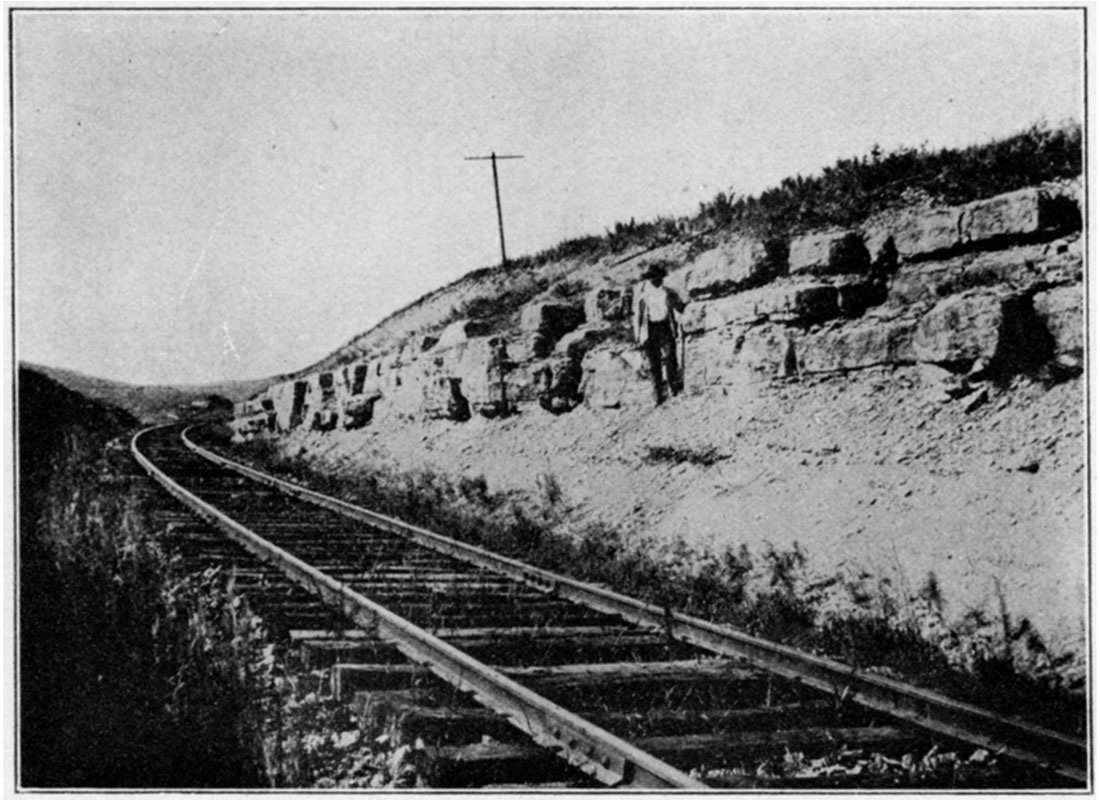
[280,362,1085,666]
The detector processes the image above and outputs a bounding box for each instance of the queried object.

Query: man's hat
[640,262,667,280]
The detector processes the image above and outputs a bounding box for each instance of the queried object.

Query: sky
[12,8,1085,386]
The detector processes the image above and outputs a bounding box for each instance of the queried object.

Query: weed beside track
[197,424,1085,739]
[18,369,268,787]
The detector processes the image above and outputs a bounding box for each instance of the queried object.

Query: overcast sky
[13,8,1084,386]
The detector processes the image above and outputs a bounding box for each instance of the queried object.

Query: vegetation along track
[132,424,1088,789]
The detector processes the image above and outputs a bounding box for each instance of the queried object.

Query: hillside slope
[229,129,1085,672]
[24,362,278,423]
[284,358,1082,658]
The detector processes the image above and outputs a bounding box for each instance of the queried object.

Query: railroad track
[132,423,1088,789]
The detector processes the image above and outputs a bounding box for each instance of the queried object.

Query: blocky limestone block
[519,301,585,336]
[799,318,919,373]
[682,325,795,389]
[862,226,898,270]
[686,237,784,299]
[296,372,340,428]
[502,335,537,364]
[231,411,271,440]
[1039,238,1084,284]
[342,394,380,430]
[1053,176,1083,212]
[736,325,799,380]
[267,379,308,431]
[961,186,1082,245]
[681,332,737,391]
[961,188,1040,244]
[436,319,492,350]
[789,230,870,276]
[531,357,585,410]
[580,348,651,408]
[395,341,419,366]
[316,371,336,398]
[887,239,1077,307]
[527,331,553,360]
[346,362,370,396]
[584,285,630,322]
[1033,284,1083,358]
[682,283,839,334]
[235,397,265,418]
[912,290,1012,367]
[507,366,543,406]
[419,337,496,407]
[836,277,888,318]
[892,206,963,260]
[378,363,428,420]
[421,375,466,420]
[553,324,621,362]
[521,302,586,358]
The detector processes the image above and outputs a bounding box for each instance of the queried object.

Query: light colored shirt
[637,281,671,322]
[633,280,684,345]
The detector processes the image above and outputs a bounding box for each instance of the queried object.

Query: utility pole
[464,151,524,267]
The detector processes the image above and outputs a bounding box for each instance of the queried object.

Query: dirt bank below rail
[280,365,1086,668]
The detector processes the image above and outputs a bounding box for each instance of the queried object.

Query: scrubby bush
[695,120,1081,238]
[643,444,729,467]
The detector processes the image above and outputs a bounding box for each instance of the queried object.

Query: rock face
[874,184,1082,264]
[436,319,492,350]
[800,317,920,373]
[685,237,786,299]
[912,291,1011,368]
[268,380,308,432]
[911,289,1054,372]
[681,323,796,389]
[1033,285,1084,359]
[584,285,631,322]
[683,283,841,333]
[521,301,585,358]
[836,277,888,318]
[961,186,1081,245]
[581,349,651,408]
[789,230,870,276]
[892,206,964,261]
[235,180,1081,438]
[554,324,621,361]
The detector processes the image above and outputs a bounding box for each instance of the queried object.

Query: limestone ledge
[232,183,1082,439]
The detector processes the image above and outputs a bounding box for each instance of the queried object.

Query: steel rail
[132,426,705,789]
[181,425,1089,786]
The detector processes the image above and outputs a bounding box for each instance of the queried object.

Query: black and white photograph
[10,4,1089,790]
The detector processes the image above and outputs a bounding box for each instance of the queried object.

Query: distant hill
[21,362,279,424]
[18,366,139,527]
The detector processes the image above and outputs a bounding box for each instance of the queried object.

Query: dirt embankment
[281,360,1085,663]
[251,179,1085,675]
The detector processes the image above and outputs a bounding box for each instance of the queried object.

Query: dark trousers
[643,320,681,404]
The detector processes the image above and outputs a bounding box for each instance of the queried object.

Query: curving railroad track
[132,423,1088,789]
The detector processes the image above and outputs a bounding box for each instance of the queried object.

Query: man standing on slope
[632,261,686,406]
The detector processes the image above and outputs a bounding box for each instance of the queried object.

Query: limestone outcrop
[789,230,870,276]
[684,236,786,299]
[521,301,586,358]
[233,181,1082,440]
[1032,285,1084,361]
[584,285,631,323]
